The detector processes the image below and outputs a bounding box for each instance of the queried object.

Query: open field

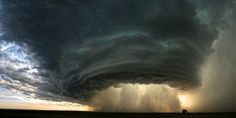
[0,109,235,118]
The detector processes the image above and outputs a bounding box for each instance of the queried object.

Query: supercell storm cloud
[1,0,214,100]
[1,0,236,112]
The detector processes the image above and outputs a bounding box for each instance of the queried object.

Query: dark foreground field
[0,109,235,118]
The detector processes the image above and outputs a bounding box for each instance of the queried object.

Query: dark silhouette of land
[0,109,235,118]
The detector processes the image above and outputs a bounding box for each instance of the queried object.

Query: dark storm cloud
[1,0,216,100]
[58,0,216,100]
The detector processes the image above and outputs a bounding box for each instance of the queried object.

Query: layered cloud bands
[0,0,218,110]
[57,0,215,100]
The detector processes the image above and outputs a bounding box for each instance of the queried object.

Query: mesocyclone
[0,0,216,102]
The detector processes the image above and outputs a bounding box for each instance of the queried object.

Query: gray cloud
[56,0,215,100]
[2,0,231,111]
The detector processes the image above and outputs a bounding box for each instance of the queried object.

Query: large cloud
[58,0,215,100]
[0,0,216,101]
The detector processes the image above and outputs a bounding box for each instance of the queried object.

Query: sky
[0,0,236,112]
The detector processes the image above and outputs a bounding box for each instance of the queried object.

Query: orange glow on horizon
[0,101,94,111]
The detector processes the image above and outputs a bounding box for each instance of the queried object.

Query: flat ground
[0,109,235,118]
